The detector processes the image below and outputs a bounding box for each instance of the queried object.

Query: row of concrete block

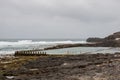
[14,50,47,56]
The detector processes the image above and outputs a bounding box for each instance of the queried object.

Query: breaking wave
[0,40,87,46]
[0,40,87,54]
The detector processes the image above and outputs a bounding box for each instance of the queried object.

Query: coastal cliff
[87,32,120,47]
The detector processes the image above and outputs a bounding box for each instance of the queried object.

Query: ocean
[0,39,86,55]
[0,39,120,55]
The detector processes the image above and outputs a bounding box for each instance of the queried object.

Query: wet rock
[0,74,5,80]
[87,31,120,47]
[3,53,120,80]
[87,37,104,42]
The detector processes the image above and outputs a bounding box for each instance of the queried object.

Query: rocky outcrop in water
[104,32,120,40]
[43,32,120,50]
[87,32,120,47]
[44,43,98,50]
[44,32,120,50]
[86,37,104,42]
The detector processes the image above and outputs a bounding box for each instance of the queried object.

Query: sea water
[0,39,120,55]
[0,39,86,55]
[46,47,120,54]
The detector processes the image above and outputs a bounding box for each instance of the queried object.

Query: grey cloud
[0,0,120,39]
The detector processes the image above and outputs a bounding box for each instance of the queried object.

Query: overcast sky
[0,0,120,39]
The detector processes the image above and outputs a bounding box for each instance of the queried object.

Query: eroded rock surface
[1,53,120,80]
[87,32,120,47]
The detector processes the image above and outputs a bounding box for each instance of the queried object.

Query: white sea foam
[0,40,87,55]
[0,51,15,54]
[0,40,87,46]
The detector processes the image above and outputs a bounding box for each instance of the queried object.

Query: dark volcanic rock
[4,53,120,80]
[104,31,120,40]
[0,74,5,80]
[44,31,120,49]
[86,37,104,42]
[44,43,99,50]
[42,32,120,50]
[99,40,120,47]
[87,31,120,47]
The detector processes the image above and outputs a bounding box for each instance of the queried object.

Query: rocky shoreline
[44,43,98,50]
[87,32,120,47]
[0,32,120,80]
[0,53,120,80]
[43,32,120,50]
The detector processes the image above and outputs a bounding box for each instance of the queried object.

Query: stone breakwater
[0,53,120,80]
[44,43,99,50]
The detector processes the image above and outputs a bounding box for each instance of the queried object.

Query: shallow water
[0,39,86,54]
[0,39,120,55]
[45,47,120,54]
